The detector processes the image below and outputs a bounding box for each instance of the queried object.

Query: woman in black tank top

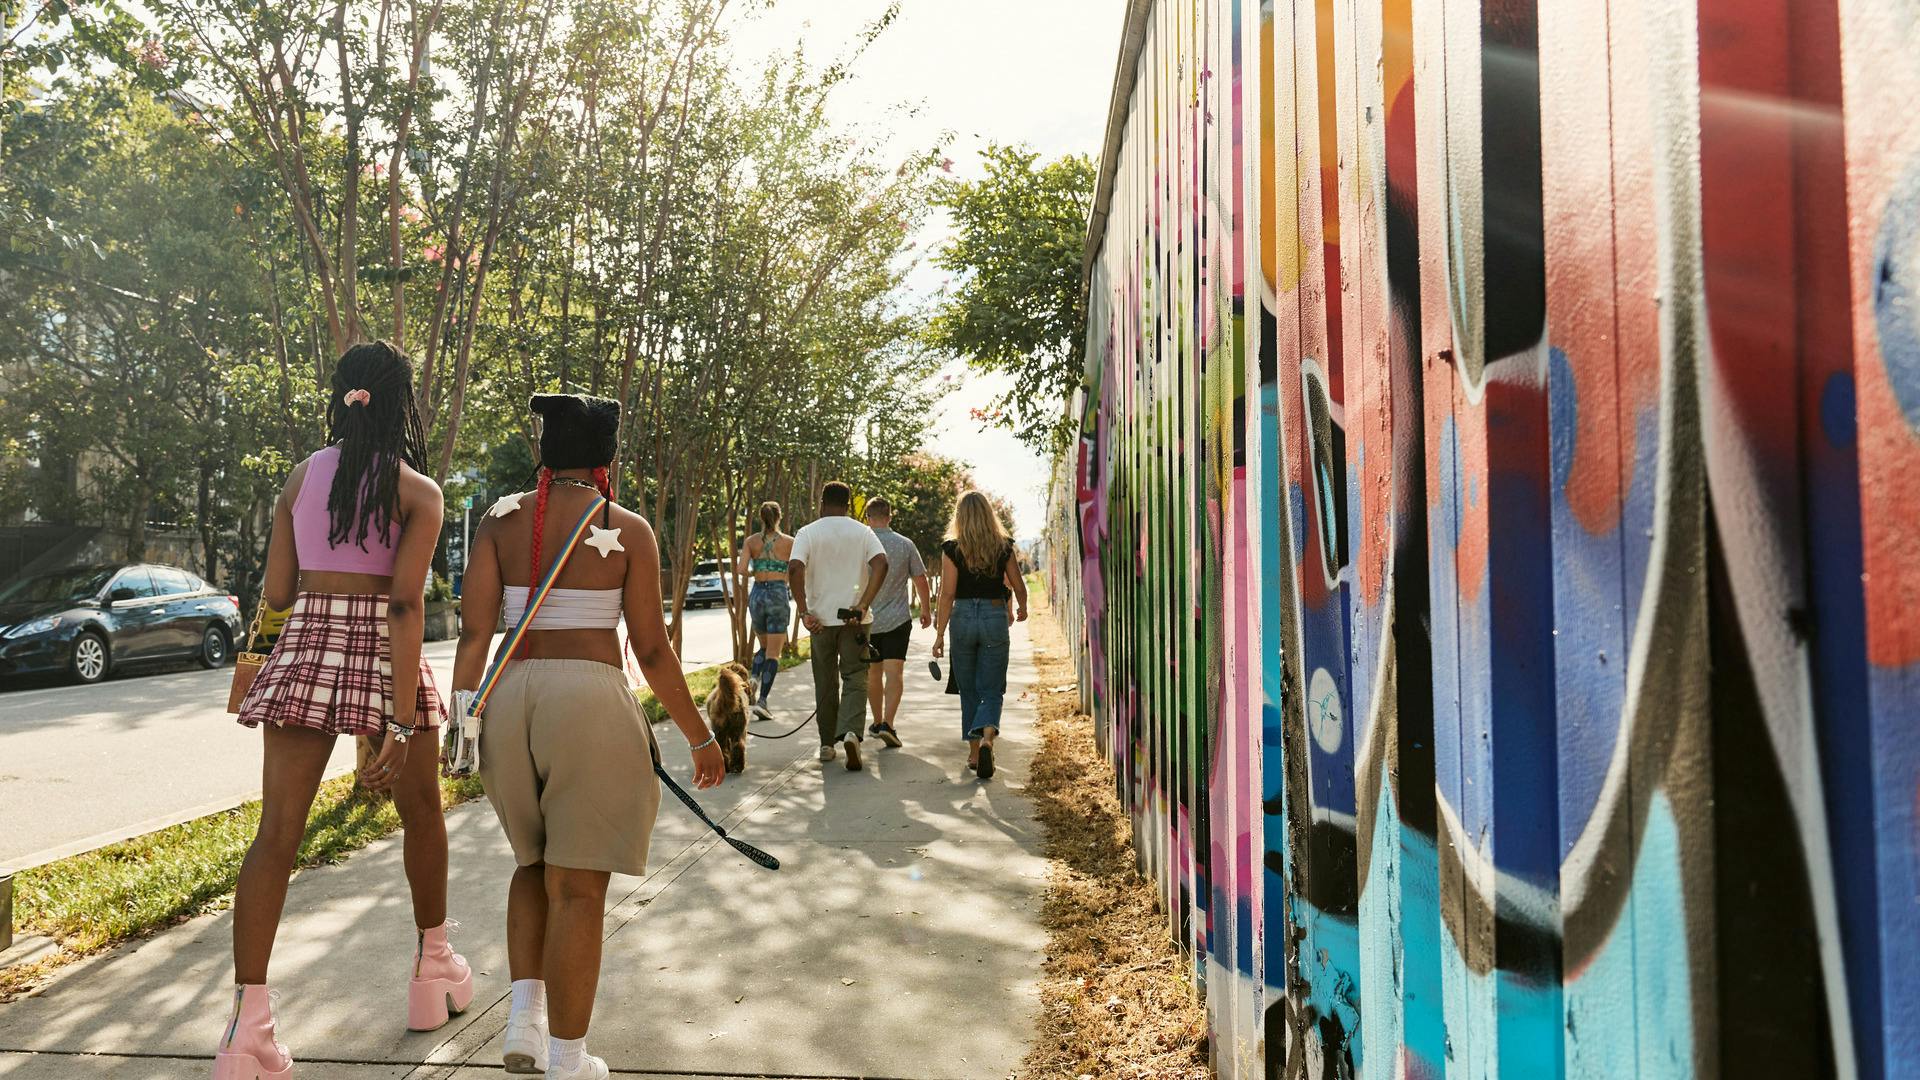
[941,537,1015,600]
[930,491,1029,780]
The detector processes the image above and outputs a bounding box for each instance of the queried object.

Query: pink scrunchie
[342,388,372,407]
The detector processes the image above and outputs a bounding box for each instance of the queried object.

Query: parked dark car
[0,564,244,684]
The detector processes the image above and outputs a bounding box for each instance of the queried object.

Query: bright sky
[726,0,1124,539]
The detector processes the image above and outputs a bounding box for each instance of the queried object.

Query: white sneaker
[753,702,773,721]
[503,1016,548,1074]
[819,744,836,762]
[547,1051,609,1079]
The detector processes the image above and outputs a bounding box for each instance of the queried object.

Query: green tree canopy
[927,143,1095,454]
[0,3,1025,662]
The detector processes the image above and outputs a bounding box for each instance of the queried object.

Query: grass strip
[1020,598,1211,1079]
[635,637,811,724]
[2,773,485,1000]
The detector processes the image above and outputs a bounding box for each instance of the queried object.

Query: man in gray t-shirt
[862,498,930,746]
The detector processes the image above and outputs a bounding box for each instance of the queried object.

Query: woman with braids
[217,342,471,1079]
[733,500,795,716]
[455,393,725,1079]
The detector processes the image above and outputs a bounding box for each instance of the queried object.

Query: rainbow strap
[468,494,608,716]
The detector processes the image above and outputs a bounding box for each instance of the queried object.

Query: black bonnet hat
[530,393,621,470]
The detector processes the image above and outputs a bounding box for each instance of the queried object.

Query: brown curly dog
[708,664,750,774]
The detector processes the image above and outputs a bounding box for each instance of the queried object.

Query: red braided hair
[531,468,613,602]
[528,467,553,591]
[519,468,554,660]
[590,466,612,524]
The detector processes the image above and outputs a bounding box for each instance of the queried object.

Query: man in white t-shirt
[789,481,888,770]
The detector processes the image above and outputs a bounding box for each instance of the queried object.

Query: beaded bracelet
[689,733,717,752]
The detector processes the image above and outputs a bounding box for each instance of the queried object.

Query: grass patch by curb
[636,637,811,724]
[1,773,484,1002]
[1020,599,1211,1079]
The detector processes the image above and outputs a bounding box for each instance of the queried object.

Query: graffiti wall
[1052,0,1920,1076]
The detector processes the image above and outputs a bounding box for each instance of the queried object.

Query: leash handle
[653,764,781,871]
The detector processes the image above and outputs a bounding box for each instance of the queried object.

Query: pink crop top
[293,445,401,575]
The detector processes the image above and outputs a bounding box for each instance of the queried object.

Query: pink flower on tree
[136,39,170,71]
[423,245,444,263]
[400,206,424,224]
[939,157,955,173]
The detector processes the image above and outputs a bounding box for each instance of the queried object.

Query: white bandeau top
[502,585,623,630]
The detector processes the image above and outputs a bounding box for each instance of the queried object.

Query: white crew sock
[509,979,547,1024]
[549,1035,585,1072]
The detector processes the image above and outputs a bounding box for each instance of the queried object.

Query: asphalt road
[0,605,755,868]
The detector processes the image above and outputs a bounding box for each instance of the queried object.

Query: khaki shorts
[478,659,661,876]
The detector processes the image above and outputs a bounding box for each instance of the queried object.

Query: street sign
[462,494,475,509]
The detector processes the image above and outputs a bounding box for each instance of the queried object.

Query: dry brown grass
[1020,601,1212,1080]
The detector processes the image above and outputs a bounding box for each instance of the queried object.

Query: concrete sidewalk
[0,623,1046,1079]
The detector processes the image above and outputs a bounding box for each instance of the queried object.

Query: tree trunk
[333,0,364,345]
[415,0,506,419]
[126,479,151,562]
[197,462,218,581]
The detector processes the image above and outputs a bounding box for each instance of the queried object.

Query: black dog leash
[748,709,818,740]
[648,736,779,870]
[652,764,780,870]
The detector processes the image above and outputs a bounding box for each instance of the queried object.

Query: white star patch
[583,525,624,558]
[487,492,525,518]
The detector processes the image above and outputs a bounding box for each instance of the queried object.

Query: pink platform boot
[407,921,475,1031]
[212,984,293,1079]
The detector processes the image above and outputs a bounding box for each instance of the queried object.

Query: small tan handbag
[226,598,269,714]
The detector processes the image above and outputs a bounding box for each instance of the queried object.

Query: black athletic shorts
[869,621,912,662]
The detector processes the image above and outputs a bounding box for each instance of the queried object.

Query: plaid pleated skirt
[236,592,446,737]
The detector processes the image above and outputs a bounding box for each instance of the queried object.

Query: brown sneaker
[844,736,863,771]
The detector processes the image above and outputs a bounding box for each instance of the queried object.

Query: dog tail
[725,660,757,704]
[708,667,744,717]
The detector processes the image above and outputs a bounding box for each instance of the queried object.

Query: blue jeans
[949,599,1009,741]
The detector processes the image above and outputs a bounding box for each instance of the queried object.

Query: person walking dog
[218,341,471,1079]
[930,490,1028,781]
[454,393,725,1079]
[789,481,887,771]
[862,497,930,747]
